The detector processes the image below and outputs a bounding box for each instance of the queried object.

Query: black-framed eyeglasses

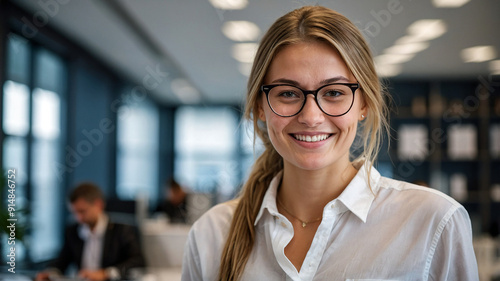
[261,82,359,117]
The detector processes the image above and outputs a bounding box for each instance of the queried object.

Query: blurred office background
[0,0,499,280]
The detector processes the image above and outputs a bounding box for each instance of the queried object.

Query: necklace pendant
[302,222,307,227]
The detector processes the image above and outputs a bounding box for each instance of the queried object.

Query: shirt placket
[298,201,340,281]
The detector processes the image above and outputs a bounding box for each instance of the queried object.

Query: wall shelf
[379,79,500,235]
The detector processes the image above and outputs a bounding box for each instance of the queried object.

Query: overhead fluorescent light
[239,62,253,76]
[385,42,429,55]
[489,60,500,74]
[222,21,260,42]
[407,20,447,41]
[374,53,415,64]
[171,78,201,104]
[376,64,402,77]
[209,0,247,10]
[432,0,470,8]
[232,43,258,63]
[461,46,497,63]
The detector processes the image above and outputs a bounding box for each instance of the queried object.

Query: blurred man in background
[155,178,188,223]
[36,182,145,281]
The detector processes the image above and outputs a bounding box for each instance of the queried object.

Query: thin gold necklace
[277,198,322,228]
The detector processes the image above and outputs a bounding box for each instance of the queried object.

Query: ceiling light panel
[376,64,402,77]
[385,42,430,55]
[461,46,497,63]
[232,43,258,63]
[222,21,260,42]
[238,62,252,76]
[171,79,201,104]
[209,0,247,10]
[407,20,447,41]
[490,60,500,74]
[432,0,470,8]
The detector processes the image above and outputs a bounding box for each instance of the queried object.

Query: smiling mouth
[292,134,332,142]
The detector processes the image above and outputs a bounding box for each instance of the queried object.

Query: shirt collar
[336,161,381,223]
[78,213,109,240]
[254,171,282,225]
[254,162,381,225]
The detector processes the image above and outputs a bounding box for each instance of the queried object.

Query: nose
[297,94,325,127]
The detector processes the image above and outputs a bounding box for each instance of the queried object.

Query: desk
[141,220,191,268]
[474,236,500,281]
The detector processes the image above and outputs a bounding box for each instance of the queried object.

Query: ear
[358,94,368,121]
[257,100,266,122]
[95,198,105,211]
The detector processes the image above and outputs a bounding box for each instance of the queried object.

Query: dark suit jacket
[50,220,145,278]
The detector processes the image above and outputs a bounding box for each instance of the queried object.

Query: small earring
[361,114,365,119]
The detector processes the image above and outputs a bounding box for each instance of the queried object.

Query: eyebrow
[270,76,351,86]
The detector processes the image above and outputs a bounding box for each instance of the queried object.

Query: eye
[278,91,300,98]
[324,90,343,97]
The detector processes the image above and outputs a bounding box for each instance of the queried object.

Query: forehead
[71,198,93,209]
[265,41,354,87]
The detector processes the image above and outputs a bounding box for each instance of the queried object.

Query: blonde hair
[219,6,389,280]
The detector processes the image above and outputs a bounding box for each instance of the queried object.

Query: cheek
[333,114,359,132]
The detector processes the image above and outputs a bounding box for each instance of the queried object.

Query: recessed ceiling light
[375,53,415,64]
[232,43,258,63]
[407,20,447,41]
[461,46,497,63]
[376,64,402,77]
[489,60,500,74]
[385,42,429,55]
[432,0,470,8]
[171,79,201,104]
[209,0,247,10]
[222,21,260,42]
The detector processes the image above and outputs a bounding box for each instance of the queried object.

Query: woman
[182,6,478,281]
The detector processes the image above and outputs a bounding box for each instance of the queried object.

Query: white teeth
[294,134,330,142]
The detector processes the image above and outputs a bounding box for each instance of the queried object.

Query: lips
[292,134,332,142]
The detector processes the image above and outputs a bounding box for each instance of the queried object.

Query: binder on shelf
[450,173,468,202]
[397,124,428,160]
[429,94,445,117]
[492,184,500,202]
[411,96,427,117]
[448,124,477,160]
[491,124,500,159]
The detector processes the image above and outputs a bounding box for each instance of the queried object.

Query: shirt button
[281,222,287,228]
[330,204,335,209]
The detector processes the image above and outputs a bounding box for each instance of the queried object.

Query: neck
[87,213,103,232]
[277,158,358,221]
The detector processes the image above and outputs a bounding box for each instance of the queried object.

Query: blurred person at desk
[155,178,188,224]
[36,182,145,281]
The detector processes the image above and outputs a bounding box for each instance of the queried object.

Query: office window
[116,98,159,201]
[175,106,239,201]
[2,81,30,136]
[240,119,264,181]
[1,33,65,262]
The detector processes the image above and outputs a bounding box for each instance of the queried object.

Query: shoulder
[106,221,134,230]
[183,200,239,280]
[106,221,139,239]
[64,224,80,241]
[190,199,239,237]
[375,176,465,221]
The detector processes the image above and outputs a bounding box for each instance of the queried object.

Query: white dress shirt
[182,163,479,281]
[79,214,108,270]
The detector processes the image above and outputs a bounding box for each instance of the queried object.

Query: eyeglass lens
[267,84,354,117]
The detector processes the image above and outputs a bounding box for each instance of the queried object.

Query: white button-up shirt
[182,163,479,280]
[79,214,108,270]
